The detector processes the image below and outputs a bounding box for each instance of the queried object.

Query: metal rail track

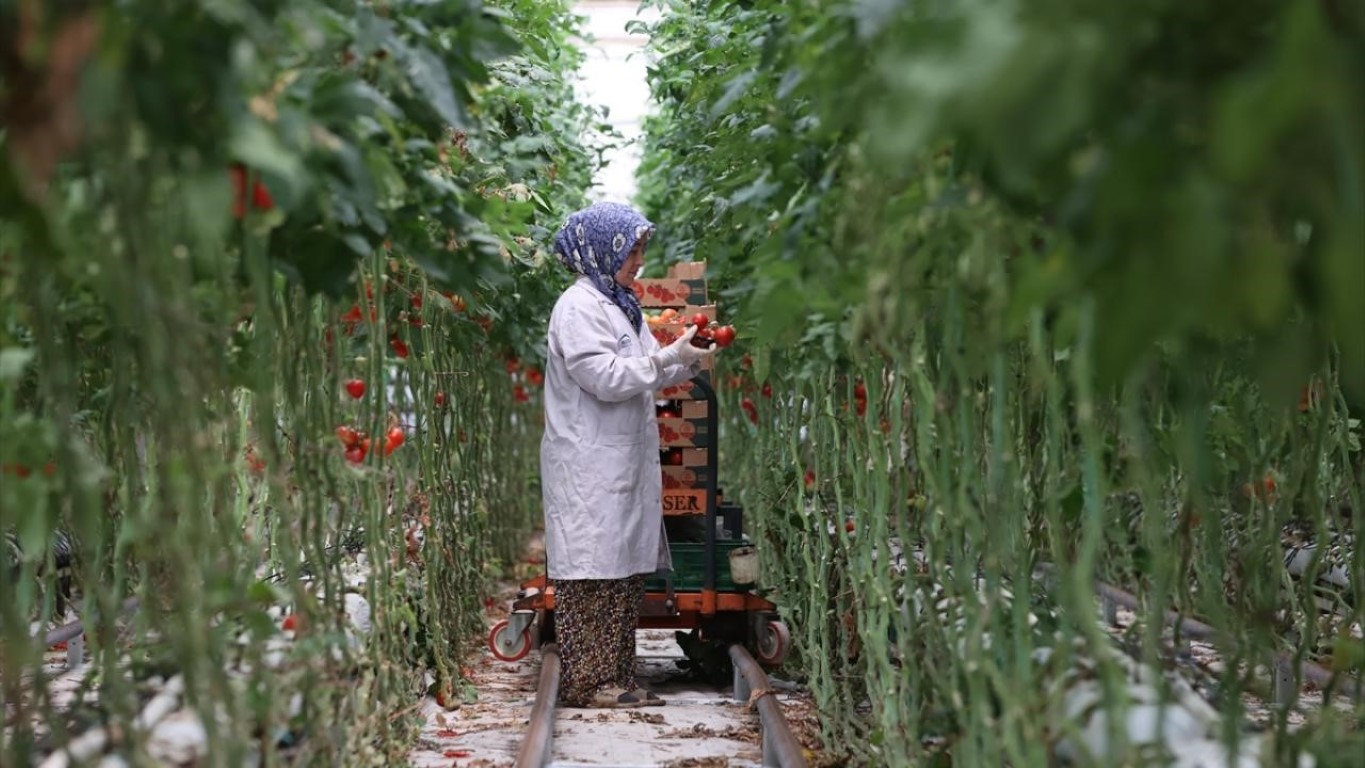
[513,643,807,768]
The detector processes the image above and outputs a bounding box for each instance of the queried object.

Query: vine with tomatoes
[638,0,1362,763]
[1,0,595,763]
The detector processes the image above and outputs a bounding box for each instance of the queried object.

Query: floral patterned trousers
[555,575,647,706]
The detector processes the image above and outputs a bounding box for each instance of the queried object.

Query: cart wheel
[755,620,790,666]
[489,619,532,662]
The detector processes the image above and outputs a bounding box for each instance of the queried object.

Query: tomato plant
[0,0,603,763]
[638,0,1362,763]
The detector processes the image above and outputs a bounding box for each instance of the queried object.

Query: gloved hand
[654,324,715,369]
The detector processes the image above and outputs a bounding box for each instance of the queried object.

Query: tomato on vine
[344,379,366,399]
[384,427,405,456]
[711,325,735,348]
[336,425,362,447]
[345,444,367,464]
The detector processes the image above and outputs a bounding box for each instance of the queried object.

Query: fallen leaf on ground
[745,687,774,710]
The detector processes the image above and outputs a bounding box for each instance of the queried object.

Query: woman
[540,201,716,708]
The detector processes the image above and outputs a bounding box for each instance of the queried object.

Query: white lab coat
[540,277,697,580]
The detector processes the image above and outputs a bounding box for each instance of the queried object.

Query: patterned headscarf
[552,202,654,331]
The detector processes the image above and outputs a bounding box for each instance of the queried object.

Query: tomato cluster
[686,313,736,349]
[335,424,405,464]
[505,354,543,404]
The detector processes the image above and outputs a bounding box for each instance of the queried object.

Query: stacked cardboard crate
[637,262,714,517]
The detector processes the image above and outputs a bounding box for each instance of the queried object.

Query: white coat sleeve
[641,323,699,388]
[557,301,671,403]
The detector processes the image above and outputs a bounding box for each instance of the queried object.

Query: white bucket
[728,546,758,585]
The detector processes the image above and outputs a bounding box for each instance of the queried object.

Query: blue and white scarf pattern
[552,202,654,331]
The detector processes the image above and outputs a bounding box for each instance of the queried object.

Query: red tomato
[844,520,855,533]
[390,336,409,359]
[282,614,299,632]
[711,325,736,347]
[336,425,361,447]
[741,398,758,425]
[526,368,544,387]
[410,292,423,310]
[513,384,530,403]
[384,427,405,456]
[345,445,366,464]
[803,470,816,489]
[251,181,274,211]
[435,391,447,407]
[761,382,772,399]
[344,379,366,399]
[853,381,867,399]
[691,313,709,329]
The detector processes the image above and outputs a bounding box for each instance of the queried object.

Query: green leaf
[400,43,468,128]
[229,120,308,203]
[710,70,757,119]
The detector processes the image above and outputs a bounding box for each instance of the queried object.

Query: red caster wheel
[489,618,532,662]
[755,620,790,666]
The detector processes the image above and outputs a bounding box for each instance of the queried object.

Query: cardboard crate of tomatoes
[660,446,707,467]
[635,279,707,308]
[662,465,712,489]
[647,262,741,515]
[635,261,709,308]
[658,372,712,400]
[657,416,710,448]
